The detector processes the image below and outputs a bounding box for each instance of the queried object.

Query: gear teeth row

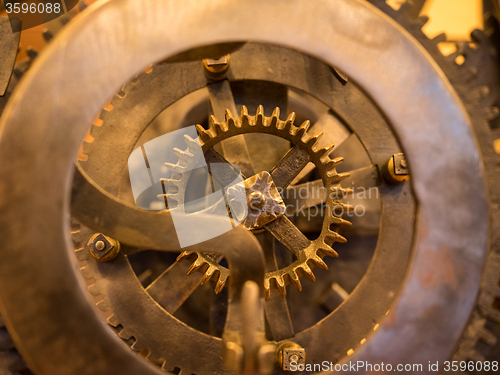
[183,106,352,298]
[177,252,229,294]
[264,245,342,299]
[367,0,500,369]
[196,105,322,148]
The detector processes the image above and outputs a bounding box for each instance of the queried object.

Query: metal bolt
[248,191,266,210]
[277,342,306,371]
[95,240,105,251]
[87,233,120,262]
[382,153,409,184]
[203,55,230,80]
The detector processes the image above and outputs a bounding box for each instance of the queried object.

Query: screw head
[277,342,306,371]
[203,55,230,79]
[87,234,120,262]
[95,240,105,251]
[248,191,266,210]
[400,158,407,169]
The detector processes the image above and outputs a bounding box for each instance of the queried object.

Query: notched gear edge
[167,105,353,300]
[368,0,500,368]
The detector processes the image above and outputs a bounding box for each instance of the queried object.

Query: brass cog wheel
[168,105,353,300]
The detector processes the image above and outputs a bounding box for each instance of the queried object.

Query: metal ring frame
[0,0,488,374]
[74,41,415,369]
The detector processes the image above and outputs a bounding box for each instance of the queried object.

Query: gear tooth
[271,107,280,119]
[306,131,323,149]
[398,1,413,16]
[215,273,228,294]
[329,186,353,200]
[74,248,88,261]
[432,33,447,44]
[330,216,353,228]
[466,85,490,103]
[208,115,226,134]
[326,230,347,244]
[87,283,100,296]
[42,28,54,42]
[196,124,211,143]
[296,120,311,139]
[183,134,199,149]
[324,156,344,172]
[284,112,296,132]
[177,251,194,262]
[479,327,497,346]
[130,341,144,351]
[225,108,234,121]
[299,264,316,282]
[288,271,302,291]
[318,143,335,158]
[482,106,500,121]
[118,328,133,340]
[415,15,429,28]
[263,278,271,300]
[312,255,328,270]
[227,114,237,128]
[173,147,190,160]
[200,268,214,285]
[270,107,280,127]
[241,105,251,126]
[160,177,179,188]
[107,315,119,327]
[187,257,206,275]
[209,115,216,126]
[164,162,183,174]
[215,121,228,134]
[81,140,93,156]
[264,288,271,301]
[96,299,110,312]
[80,266,93,280]
[241,105,249,116]
[317,246,339,258]
[255,105,265,126]
[78,0,88,10]
[330,172,350,182]
[470,29,486,44]
[274,276,287,298]
[26,46,38,61]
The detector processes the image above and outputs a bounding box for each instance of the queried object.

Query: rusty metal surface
[0,1,488,375]
[0,17,20,96]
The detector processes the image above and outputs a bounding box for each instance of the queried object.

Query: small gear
[165,105,353,299]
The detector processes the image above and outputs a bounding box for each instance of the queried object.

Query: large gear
[367,0,500,369]
[171,106,352,299]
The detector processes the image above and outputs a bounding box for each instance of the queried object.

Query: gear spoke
[204,148,246,186]
[269,145,311,190]
[264,216,311,257]
[146,261,203,314]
